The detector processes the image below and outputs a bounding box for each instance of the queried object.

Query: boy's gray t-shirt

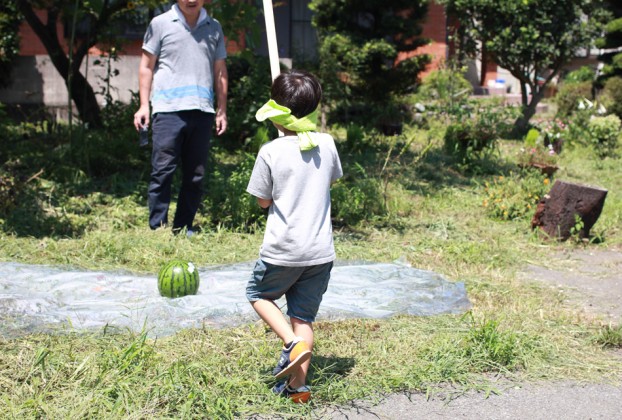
[247,134,343,267]
[142,6,227,114]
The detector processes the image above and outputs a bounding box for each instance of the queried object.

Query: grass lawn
[0,118,621,418]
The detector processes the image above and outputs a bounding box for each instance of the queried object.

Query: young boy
[246,70,343,403]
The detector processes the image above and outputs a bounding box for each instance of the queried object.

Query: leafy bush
[481,171,552,221]
[216,53,273,151]
[563,66,596,84]
[311,0,431,126]
[599,76,622,119]
[416,66,473,114]
[331,163,386,225]
[0,162,20,216]
[205,152,266,230]
[517,128,559,167]
[555,81,593,117]
[0,3,21,88]
[443,114,499,163]
[586,114,621,158]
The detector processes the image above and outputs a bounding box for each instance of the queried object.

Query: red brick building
[3,1,484,109]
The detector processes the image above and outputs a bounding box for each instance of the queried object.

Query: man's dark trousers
[148,110,214,231]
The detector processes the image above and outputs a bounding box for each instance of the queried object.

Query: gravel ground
[317,248,622,420]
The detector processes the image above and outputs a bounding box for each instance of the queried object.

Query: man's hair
[271,70,322,118]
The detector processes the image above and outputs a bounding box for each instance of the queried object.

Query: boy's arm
[257,197,273,208]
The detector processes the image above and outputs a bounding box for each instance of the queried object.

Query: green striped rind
[157,260,200,298]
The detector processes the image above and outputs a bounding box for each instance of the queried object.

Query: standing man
[133,0,228,235]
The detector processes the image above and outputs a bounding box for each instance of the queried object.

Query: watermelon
[157,260,200,298]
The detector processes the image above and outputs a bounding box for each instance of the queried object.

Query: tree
[16,1,259,129]
[596,0,622,81]
[309,0,431,127]
[442,0,606,134]
[16,1,147,127]
[0,3,22,89]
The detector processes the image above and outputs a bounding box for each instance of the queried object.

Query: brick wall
[397,1,448,79]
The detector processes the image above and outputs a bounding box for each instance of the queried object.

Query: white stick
[262,0,283,136]
[262,0,281,81]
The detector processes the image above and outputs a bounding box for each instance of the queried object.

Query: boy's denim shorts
[246,259,333,323]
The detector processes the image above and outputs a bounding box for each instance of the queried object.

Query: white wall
[0,55,141,109]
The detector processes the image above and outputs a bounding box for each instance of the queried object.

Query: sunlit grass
[0,121,621,416]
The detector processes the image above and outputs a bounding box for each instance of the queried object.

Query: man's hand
[134,105,150,131]
[215,109,227,135]
[214,59,228,136]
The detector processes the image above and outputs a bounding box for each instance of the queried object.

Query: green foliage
[443,0,606,131]
[464,316,526,370]
[206,0,261,49]
[443,103,513,164]
[563,66,596,84]
[0,161,22,217]
[592,324,622,348]
[310,0,431,125]
[524,128,540,149]
[331,163,386,225]
[481,171,551,221]
[216,53,273,151]
[599,76,622,119]
[595,1,622,80]
[556,81,593,118]
[0,2,21,88]
[416,65,473,114]
[517,123,561,167]
[586,114,621,158]
[205,152,266,231]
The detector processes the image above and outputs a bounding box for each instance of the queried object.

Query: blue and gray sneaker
[273,337,312,379]
[272,380,311,403]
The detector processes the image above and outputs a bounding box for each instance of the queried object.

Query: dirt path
[521,248,622,322]
[321,248,622,419]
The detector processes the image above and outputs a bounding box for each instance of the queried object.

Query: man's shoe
[272,381,311,403]
[273,337,312,379]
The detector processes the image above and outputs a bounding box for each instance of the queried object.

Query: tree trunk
[480,45,488,86]
[512,84,545,138]
[17,1,102,128]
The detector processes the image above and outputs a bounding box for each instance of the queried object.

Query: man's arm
[133,51,157,130]
[214,58,228,135]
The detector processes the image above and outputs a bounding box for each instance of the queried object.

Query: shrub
[599,76,622,119]
[586,114,621,158]
[205,152,266,230]
[331,164,386,226]
[555,81,593,117]
[215,53,273,152]
[443,114,499,163]
[563,66,596,84]
[417,66,473,114]
[0,163,20,217]
[481,171,552,221]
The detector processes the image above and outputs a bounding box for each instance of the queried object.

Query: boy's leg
[250,299,297,344]
[288,317,313,389]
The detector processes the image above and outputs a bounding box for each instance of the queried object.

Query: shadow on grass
[260,355,356,389]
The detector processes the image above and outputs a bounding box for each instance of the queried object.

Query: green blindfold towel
[255,99,320,151]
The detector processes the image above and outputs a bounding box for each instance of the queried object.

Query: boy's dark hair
[271,70,322,119]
